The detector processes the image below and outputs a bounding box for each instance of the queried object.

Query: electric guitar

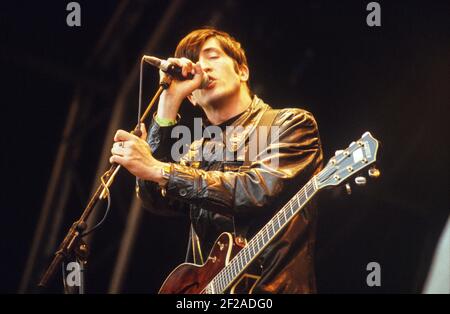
[159,131,380,294]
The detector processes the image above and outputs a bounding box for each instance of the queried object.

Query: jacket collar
[202,95,269,128]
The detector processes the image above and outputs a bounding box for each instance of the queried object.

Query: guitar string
[212,140,371,291]
[213,179,316,291]
[213,142,368,291]
[216,181,315,290]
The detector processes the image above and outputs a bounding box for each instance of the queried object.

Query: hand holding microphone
[143,55,209,121]
[143,55,210,89]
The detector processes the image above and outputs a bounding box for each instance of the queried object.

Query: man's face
[190,37,248,108]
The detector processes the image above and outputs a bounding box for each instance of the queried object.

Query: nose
[199,59,213,73]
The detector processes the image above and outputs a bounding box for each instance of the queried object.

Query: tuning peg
[335,150,343,156]
[368,167,381,178]
[345,183,352,195]
[355,176,367,186]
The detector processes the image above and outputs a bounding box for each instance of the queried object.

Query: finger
[177,58,194,77]
[180,57,194,67]
[111,144,125,156]
[140,123,147,140]
[193,63,205,84]
[114,129,136,142]
[182,60,194,77]
[193,62,203,75]
[112,141,127,149]
[183,63,193,77]
[180,57,192,64]
[167,57,183,67]
[181,62,191,78]
[110,154,126,165]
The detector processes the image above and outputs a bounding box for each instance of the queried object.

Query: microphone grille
[143,55,162,68]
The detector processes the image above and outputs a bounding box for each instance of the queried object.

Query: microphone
[143,55,210,89]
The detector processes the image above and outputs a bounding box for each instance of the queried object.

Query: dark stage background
[1,0,448,293]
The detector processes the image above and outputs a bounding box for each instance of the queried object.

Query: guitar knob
[355,176,367,186]
[368,167,381,178]
[345,183,352,195]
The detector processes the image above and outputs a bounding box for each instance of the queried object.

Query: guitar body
[159,232,259,294]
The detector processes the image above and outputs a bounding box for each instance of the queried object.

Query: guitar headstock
[316,132,380,190]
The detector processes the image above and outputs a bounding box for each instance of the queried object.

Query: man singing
[110,28,323,293]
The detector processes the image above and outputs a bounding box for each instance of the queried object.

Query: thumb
[193,62,206,85]
[140,123,148,140]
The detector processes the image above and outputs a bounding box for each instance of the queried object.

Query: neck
[203,87,252,125]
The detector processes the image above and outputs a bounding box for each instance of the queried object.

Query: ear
[239,64,249,83]
[187,94,197,106]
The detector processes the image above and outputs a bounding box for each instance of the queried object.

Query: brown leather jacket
[137,96,323,293]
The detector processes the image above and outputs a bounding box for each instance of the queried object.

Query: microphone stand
[38,67,172,292]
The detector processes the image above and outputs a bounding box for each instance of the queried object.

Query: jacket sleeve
[136,115,188,217]
[162,109,324,218]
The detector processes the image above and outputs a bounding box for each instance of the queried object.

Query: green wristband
[155,115,177,127]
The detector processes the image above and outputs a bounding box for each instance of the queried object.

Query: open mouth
[205,79,216,89]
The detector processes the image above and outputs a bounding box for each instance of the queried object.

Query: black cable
[80,57,146,237]
[80,187,112,238]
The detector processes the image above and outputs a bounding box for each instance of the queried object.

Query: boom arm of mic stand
[39,84,167,288]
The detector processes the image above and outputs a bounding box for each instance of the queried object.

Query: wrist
[154,162,171,187]
[155,115,177,127]
[157,92,182,121]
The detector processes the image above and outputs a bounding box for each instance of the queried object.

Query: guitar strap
[189,223,204,264]
[233,108,280,242]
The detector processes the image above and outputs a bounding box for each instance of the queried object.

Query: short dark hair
[175,27,249,87]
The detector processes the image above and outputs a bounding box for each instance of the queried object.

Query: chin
[201,89,225,106]
[204,88,238,107]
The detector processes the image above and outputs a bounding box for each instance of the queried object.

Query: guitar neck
[207,177,319,293]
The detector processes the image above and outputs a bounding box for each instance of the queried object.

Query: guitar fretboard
[207,178,318,293]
